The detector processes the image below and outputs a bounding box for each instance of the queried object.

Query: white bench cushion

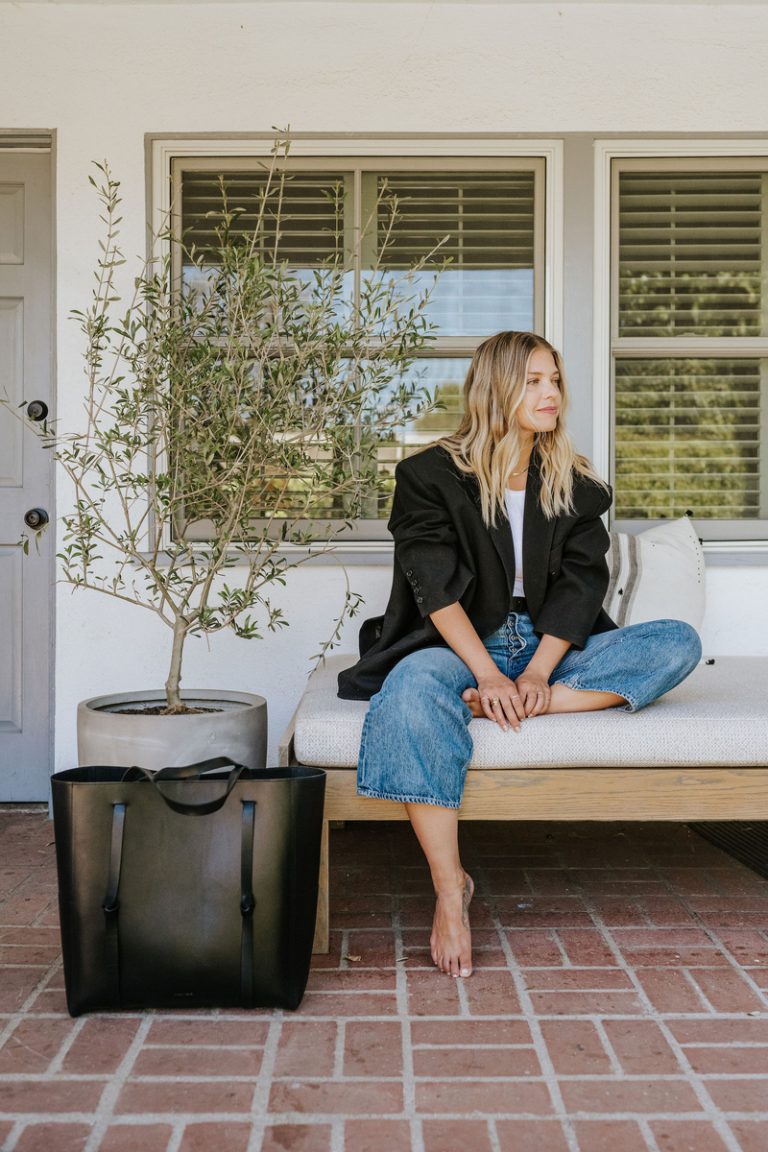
[292,654,768,770]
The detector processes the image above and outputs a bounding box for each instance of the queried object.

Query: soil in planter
[112,705,224,716]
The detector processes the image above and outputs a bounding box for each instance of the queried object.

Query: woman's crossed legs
[357,615,702,977]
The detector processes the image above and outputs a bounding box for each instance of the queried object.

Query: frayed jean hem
[356,784,461,810]
[555,675,639,712]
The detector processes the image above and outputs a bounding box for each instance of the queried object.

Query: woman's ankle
[432,865,468,896]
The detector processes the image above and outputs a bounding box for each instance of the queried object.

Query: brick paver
[13,1124,91,1152]
[99,1126,173,1151]
[2,811,768,1151]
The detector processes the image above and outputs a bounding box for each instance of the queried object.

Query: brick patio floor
[2,809,768,1151]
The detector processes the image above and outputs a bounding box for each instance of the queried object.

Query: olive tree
[16,142,443,711]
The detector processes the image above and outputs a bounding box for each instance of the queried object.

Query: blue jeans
[357,613,702,809]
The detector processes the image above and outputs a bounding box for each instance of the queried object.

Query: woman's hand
[515,667,552,717]
[474,673,526,732]
[427,604,566,732]
[515,637,569,717]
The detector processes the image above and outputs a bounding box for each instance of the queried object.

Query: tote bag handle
[128,756,246,816]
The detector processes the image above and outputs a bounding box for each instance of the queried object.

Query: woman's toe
[461,688,484,718]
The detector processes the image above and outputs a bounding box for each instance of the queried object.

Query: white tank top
[503,488,525,598]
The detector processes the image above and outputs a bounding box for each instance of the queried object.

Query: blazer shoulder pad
[394,444,458,484]
[572,471,613,517]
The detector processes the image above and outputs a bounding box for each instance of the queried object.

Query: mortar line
[552,929,573,968]
[81,1014,153,1152]
[393,886,423,1152]
[165,1123,185,1152]
[333,1018,346,1079]
[0,1120,22,1152]
[592,1019,624,1078]
[487,1116,503,1152]
[45,1013,87,1075]
[638,1116,663,1152]
[248,1014,283,1152]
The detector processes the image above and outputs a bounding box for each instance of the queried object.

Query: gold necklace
[508,464,530,478]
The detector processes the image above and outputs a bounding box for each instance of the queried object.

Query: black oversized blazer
[337,444,616,701]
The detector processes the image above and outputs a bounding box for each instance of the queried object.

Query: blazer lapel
[523,455,556,614]
[488,503,517,603]
[460,469,518,603]
[459,454,556,611]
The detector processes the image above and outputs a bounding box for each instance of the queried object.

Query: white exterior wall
[1,1,767,768]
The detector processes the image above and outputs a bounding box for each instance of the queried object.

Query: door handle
[24,508,49,530]
[26,400,49,422]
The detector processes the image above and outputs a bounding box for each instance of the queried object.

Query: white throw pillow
[603,516,705,630]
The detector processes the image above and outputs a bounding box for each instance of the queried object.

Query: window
[172,153,546,537]
[611,157,768,539]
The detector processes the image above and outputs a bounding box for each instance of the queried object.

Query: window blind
[614,358,762,520]
[618,170,765,338]
[181,169,537,272]
[181,171,346,266]
[373,172,536,270]
[370,171,537,337]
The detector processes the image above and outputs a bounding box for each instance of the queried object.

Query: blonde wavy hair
[439,331,607,525]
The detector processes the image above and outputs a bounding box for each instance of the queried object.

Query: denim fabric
[357,613,702,809]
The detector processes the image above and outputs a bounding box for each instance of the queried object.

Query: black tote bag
[51,759,326,1016]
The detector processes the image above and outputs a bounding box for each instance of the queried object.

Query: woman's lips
[537,407,559,414]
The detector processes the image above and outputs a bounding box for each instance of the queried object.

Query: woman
[337,331,701,980]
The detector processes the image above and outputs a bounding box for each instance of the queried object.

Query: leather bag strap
[98,791,259,1009]
[128,757,246,816]
[240,800,257,1008]
[102,801,127,1007]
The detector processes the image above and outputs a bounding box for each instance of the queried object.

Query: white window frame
[594,138,768,557]
[149,135,563,556]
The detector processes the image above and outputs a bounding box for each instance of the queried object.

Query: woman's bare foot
[462,684,624,717]
[462,687,484,718]
[431,870,474,977]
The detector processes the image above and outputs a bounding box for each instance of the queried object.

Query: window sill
[702,540,768,566]
[269,539,768,568]
[142,538,768,568]
[277,540,396,567]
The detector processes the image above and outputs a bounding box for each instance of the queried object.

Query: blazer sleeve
[533,482,613,649]
[388,458,474,618]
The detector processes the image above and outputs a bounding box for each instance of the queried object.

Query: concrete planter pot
[77,690,268,771]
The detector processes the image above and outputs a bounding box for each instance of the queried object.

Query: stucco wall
[1,1,767,768]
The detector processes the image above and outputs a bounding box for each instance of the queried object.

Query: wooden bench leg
[312,819,330,953]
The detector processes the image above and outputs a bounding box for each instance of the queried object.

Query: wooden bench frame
[279,717,768,953]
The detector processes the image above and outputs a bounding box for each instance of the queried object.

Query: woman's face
[515,347,562,435]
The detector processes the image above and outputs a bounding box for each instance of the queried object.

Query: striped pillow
[603,516,705,630]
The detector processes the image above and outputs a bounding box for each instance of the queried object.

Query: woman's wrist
[525,634,572,681]
[430,603,500,683]
[471,655,502,680]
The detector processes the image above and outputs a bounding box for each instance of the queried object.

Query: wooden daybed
[278,654,768,953]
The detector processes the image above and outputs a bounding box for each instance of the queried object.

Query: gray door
[0,149,54,800]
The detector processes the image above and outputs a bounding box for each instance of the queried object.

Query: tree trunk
[165,619,187,711]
